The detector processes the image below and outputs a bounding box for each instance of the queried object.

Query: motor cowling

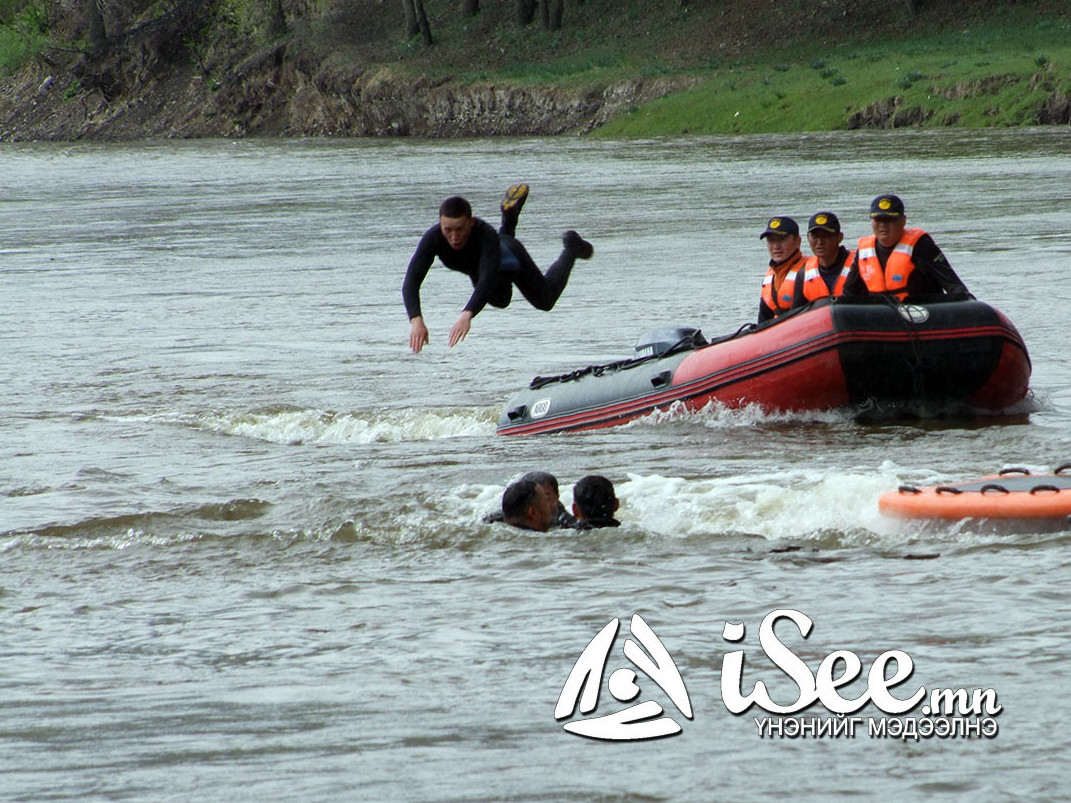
[634,326,707,358]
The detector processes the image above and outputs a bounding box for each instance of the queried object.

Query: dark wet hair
[439,196,472,219]
[521,471,559,496]
[573,475,617,520]
[502,479,540,521]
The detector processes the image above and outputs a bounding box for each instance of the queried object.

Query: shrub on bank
[0,0,48,76]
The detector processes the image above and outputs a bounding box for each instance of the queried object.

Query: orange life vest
[856,228,926,300]
[760,251,807,315]
[800,251,856,301]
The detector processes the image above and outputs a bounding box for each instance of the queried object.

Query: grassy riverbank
[594,8,1071,135]
[1,0,1069,138]
[363,0,1071,135]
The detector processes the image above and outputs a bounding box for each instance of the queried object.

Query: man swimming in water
[571,474,621,530]
[402,184,594,353]
[501,478,558,532]
[484,470,579,529]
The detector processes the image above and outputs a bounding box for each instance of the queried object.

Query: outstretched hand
[449,311,473,347]
[409,316,430,354]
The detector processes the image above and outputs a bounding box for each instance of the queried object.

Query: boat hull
[497,298,1031,436]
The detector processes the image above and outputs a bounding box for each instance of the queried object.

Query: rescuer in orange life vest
[841,194,971,301]
[757,216,807,324]
[789,211,855,310]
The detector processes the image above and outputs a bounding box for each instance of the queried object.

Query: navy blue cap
[807,212,841,233]
[760,216,800,239]
[870,194,906,218]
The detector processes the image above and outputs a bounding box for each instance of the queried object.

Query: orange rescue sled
[879,465,1071,521]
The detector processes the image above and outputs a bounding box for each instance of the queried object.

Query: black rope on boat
[999,467,1031,476]
[1029,484,1061,495]
[897,485,922,495]
[708,321,760,345]
[887,297,927,400]
[1055,463,1071,475]
[527,323,756,391]
[935,486,963,495]
[530,361,628,390]
[980,483,1010,494]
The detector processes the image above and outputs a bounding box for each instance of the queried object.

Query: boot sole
[502,183,529,212]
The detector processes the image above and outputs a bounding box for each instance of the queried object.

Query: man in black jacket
[402,186,594,353]
[841,194,970,300]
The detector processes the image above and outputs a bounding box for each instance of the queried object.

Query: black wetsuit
[575,517,621,530]
[841,234,971,298]
[482,504,579,529]
[402,217,578,321]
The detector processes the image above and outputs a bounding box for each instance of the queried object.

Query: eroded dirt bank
[0,36,699,141]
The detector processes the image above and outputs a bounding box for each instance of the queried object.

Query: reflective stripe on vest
[856,228,926,300]
[801,251,856,301]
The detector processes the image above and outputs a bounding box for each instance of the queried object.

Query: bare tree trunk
[515,0,535,26]
[264,0,287,38]
[86,0,108,54]
[548,0,563,30]
[905,0,920,14]
[539,0,549,28]
[402,0,417,37]
[412,0,433,45]
[462,0,479,16]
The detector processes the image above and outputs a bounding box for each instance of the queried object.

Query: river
[2,130,1070,801]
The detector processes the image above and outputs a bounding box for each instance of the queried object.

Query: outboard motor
[634,326,708,358]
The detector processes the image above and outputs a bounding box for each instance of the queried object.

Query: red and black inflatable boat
[497,297,1031,436]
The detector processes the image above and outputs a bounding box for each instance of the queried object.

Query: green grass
[377,0,1071,135]
[595,42,1071,134]
[594,20,1071,136]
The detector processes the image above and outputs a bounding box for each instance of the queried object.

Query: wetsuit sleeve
[461,224,502,317]
[758,299,774,324]
[840,264,869,297]
[402,226,440,320]
[555,503,579,529]
[911,234,971,297]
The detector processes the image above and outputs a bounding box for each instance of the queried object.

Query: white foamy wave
[195,406,497,444]
[613,467,906,541]
[626,399,854,430]
[434,467,912,544]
